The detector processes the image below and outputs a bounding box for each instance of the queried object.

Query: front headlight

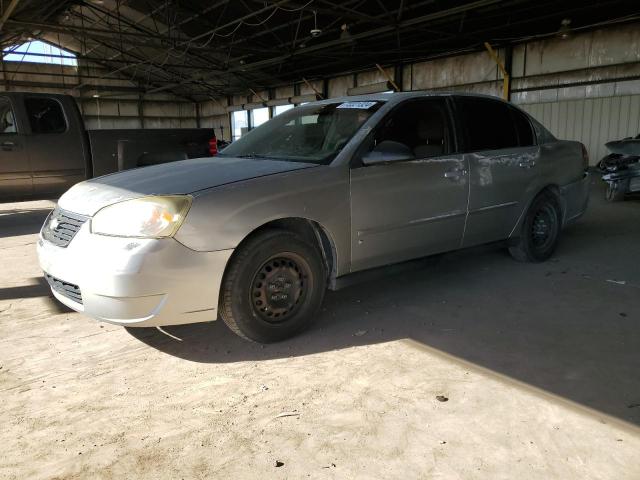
[91,195,192,238]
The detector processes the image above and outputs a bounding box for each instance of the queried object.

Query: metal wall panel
[520,95,640,164]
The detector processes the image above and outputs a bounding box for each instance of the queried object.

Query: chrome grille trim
[42,208,88,248]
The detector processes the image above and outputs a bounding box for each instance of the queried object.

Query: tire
[509,192,562,263]
[219,229,326,343]
[605,182,626,202]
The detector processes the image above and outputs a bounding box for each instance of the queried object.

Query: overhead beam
[0,0,21,32]
[0,49,226,70]
[70,3,243,90]
[4,19,172,40]
[316,0,393,25]
[69,1,281,95]
[1,78,146,92]
[161,0,504,91]
[231,0,437,51]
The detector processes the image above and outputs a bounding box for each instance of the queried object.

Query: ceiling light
[310,11,322,37]
[558,18,572,39]
[340,24,352,42]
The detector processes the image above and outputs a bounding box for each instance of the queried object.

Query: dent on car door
[0,96,32,199]
[457,97,540,247]
[24,97,86,197]
[349,98,469,272]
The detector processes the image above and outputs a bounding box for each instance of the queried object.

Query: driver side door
[349,97,469,272]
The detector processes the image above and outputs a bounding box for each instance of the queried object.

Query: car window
[457,97,518,151]
[373,98,450,158]
[25,97,67,134]
[220,101,384,164]
[510,107,535,146]
[0,97,17,134]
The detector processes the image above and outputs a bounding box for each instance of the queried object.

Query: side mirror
[361,140,413,165]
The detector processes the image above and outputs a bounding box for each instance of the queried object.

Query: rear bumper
[37,223,233,327]
[560,171,590,225]
[603,167,640,194]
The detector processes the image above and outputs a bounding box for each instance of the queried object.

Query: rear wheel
[509,192,561,262]
[219,229,326,343]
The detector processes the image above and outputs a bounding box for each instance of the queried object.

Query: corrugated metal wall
[521,95,640,163]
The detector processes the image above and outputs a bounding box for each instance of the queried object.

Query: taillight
[581,143,589,170]
[208,136,218,157]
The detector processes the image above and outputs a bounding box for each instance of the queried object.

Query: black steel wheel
[530,204,558,251]
[219,229,326,343]
[250,253,310,324]
[509,192,562,262]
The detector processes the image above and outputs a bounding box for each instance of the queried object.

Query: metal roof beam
[0,0,21,32]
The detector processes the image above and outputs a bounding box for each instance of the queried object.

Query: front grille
[42,208,88,248]
[44,272,83,305]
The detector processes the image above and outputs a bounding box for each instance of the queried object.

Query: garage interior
[1,0,639,478]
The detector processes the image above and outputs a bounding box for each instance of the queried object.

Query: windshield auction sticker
[337,101,378,109]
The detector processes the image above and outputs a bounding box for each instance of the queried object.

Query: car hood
[58,156,317,216]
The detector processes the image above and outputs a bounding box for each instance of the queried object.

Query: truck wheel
[605,182,625,202]
[509,192,561,263]
[219,229,326,343]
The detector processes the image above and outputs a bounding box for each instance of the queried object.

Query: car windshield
[219,101,384,164]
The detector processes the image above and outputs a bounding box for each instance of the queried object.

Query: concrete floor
[1,180,639,479]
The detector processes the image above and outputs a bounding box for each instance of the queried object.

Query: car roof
[314,91,510,106]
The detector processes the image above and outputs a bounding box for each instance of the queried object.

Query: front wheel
[509,192,562,262]
[219,229,326,343]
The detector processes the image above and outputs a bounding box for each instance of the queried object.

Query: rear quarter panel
[511,139,587,234]
[539,139,585,187]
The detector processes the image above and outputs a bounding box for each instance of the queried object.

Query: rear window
[25,97,67,134]
[511,107,535,146]
[457,97,518,152]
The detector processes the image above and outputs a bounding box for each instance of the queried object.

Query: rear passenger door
[456,96,539,247]
[24,96,86,197]
[0,96,32,199]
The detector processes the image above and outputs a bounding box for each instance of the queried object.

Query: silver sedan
[37,93,590,342]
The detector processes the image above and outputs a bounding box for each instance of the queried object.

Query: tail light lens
[581,143,589,170]
[208,136,218,156]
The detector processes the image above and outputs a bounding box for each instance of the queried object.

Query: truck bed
[87,128,214,177]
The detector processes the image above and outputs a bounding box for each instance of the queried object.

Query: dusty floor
[1,180,639,479]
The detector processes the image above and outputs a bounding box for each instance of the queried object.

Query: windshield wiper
[236,153,270,159]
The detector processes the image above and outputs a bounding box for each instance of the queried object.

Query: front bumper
[37,221,233,327]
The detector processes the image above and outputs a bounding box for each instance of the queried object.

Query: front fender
[174,165,352,276]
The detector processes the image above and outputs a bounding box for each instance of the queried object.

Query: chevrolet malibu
[37,93,590,343]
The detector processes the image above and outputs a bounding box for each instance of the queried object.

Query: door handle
[444,169,466,179]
